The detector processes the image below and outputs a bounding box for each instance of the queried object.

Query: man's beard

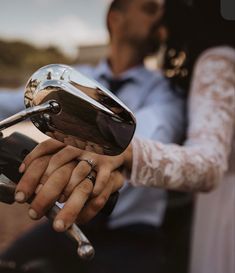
[130,35,160,57]
[144,35,161,55]
[145,21,162,55]
[130,23,162,57]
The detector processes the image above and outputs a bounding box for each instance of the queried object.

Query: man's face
[119,0,164,53]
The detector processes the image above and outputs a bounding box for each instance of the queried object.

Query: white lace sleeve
[130,47,235,192]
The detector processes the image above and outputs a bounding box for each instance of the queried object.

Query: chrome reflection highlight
[24,64,136,155]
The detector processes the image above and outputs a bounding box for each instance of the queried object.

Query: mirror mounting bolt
[49,101,61,114]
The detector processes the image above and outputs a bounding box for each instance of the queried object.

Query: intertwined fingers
[28,161,77,220]
[19,139,65,173]
[53,171,124,231]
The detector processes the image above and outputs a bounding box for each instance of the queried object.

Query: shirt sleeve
[130,47,235,192]
[0,88,24,119]
[134,81,185,145]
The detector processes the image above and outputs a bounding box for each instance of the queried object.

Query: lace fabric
[130,46,235,192]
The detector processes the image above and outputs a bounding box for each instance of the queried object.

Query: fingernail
[15,192,26,203]
[35,184,43,194]
[19,163,26,173]
[28,208,38,219]
[53,219,65,232]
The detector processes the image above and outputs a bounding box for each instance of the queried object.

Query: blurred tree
[0,40,76,88]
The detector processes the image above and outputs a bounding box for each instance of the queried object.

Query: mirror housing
[0,64,136,156]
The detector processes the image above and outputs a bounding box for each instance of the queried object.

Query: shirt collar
[93,59,161,85]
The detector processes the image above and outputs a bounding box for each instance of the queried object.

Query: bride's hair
[162,0,235,90]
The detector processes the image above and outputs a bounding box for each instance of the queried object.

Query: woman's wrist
[123,143,133,174]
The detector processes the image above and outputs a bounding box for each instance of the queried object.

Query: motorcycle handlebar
[0,132,119,260]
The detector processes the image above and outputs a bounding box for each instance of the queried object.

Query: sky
[0,0,111,56]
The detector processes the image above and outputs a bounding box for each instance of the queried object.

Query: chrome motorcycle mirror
[0,64,136,260]
[0,64,136,156]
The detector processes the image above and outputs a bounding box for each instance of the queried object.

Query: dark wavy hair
[106,0,133,36]
[162,0,235,90]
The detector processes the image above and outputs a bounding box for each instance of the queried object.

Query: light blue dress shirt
[78,61,185,228]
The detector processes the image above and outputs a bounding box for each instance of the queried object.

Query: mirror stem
[0,100,60,131]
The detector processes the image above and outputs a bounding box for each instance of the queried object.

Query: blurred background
[0,0,110,89]
[0,0,111,253]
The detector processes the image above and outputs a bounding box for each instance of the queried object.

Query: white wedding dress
[129,46,235,273]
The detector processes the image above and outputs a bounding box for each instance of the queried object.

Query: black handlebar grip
[0,132,38,183]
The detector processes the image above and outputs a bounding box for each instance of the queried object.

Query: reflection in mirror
[24,64,136,156]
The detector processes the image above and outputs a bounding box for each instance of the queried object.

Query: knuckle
[39,140,52,152]
[100,168,110,179]
[49,154,61,166]
[93,195,108,210]
[34,156,46,166]
[97,173,110,188]
[77,182,92,196]
[54,166,68,177]
[64,145,77,154]
[61,208,78,224]
[74,163,90,178]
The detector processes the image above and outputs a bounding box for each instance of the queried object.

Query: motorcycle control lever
[0,132,96,260]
